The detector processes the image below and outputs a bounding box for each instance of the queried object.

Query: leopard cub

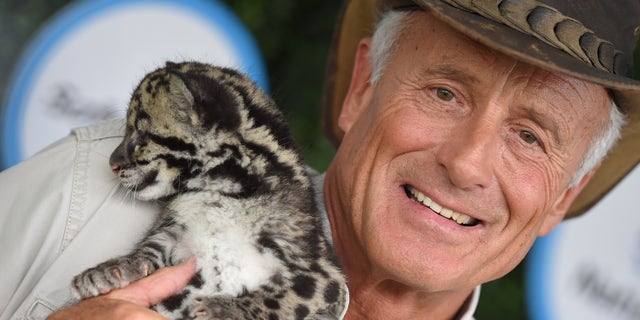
[71,61,346,319]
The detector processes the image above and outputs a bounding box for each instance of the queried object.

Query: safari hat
[322,0,640,218]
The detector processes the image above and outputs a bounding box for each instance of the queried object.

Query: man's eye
[519,130,539,145]
[435,88,455,102]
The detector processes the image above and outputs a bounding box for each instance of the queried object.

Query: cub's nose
[109,163,122,175]
[109,143,126,175]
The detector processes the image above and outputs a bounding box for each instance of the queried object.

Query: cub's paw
[71,257,157,299]
[187,296,244,320]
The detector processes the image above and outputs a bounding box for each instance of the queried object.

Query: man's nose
[436,118,498,191]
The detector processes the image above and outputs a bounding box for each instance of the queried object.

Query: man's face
[330,11,611,292]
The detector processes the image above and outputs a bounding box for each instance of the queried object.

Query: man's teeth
[406,186,478,226]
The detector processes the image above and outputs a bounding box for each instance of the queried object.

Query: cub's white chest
[171,197,283,296]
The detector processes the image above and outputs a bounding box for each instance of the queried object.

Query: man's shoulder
[0,117,155,320]
[70,118,125,141]
[18,118,126,162]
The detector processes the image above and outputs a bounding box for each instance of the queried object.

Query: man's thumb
[108,257,197,307]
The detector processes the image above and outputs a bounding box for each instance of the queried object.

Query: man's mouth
[404,185,479,227]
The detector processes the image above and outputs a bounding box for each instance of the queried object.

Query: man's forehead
[403,10,610,108]
[399,15,610,148]
[403,11,518,70]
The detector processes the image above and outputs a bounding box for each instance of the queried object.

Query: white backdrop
[527,165,640,320]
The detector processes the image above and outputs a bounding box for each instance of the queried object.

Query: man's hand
[47,257,196,320]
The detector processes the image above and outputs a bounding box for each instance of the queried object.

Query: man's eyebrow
[420,65,480,85]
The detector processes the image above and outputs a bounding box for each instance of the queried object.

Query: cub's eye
[519,130,539,145]
[127,131,147,155]
[126,139,137,156]
[435,88,455,102]
[136,131,147,141]
[130,131,147,144]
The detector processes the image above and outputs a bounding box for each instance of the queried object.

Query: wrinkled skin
[323,11,611,319]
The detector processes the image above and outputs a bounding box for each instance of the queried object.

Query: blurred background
[0,0,339,170]
[8,1,638,319]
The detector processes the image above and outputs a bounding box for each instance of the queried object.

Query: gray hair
[570,102,625,187]
[369,10,626,188]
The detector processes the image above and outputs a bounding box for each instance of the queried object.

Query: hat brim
[322,0,640,218]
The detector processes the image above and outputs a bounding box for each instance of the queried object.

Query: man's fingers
[108,257,197,307]
[46,259,196,320]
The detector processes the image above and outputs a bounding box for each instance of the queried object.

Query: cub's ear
[167,73,196,118]
[170,71,241,131]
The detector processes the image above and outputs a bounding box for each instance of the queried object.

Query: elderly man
[2,0,639,319]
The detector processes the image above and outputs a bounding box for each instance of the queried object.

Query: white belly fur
[170,196,283,296]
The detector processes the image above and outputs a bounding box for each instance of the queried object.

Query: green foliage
[476,262,528,319]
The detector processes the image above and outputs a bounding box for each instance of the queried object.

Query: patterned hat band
[441,0,625,75]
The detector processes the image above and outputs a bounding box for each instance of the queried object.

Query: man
[1,0,639,319]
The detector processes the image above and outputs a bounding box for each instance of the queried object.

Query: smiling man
[323,7,616,319]
[2,0,640,320]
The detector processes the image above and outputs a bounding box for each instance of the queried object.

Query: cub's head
[109,62,247,200]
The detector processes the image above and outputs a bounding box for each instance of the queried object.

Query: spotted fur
[71,61,346,319]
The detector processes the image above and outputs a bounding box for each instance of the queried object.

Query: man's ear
[337,38,375,133]
[538,166,600,236]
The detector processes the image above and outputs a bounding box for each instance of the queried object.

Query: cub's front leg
[71,253,160,298]
[72,215,183,299]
